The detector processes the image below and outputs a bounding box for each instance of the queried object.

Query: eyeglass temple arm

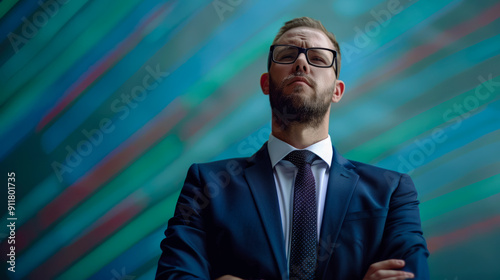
[267,49,272,71]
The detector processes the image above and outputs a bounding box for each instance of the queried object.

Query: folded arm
[365,173,430,280]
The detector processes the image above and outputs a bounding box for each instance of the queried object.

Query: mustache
[280,72,316,88]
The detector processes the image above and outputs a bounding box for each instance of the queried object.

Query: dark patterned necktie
[284,150,318,280]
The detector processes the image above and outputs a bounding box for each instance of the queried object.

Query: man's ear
[332,79,345,103]
[260,73,269,95]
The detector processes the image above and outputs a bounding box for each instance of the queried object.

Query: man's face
[265,27,342,128]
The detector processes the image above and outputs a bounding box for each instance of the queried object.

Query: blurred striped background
[0,0,499,279]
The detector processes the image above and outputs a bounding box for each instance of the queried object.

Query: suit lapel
[317,147,359,278]
[244,143,287,278]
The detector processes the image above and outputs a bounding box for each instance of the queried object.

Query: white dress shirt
[267,134,333,262]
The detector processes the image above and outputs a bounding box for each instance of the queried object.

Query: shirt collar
[267,134,333,168]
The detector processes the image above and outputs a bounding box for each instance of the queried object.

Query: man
[156,17,429,280]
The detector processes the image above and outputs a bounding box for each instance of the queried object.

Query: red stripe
[36,2,173,131]
[27,191,147,279]
[351,2,500,98]
[427,215,500,253]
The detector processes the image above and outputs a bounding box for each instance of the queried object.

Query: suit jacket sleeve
[378,173,430,279]
[156,164,211,279]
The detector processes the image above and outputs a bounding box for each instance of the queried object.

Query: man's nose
[294,53,310,73]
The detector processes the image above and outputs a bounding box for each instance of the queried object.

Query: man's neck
[271,115,330,149]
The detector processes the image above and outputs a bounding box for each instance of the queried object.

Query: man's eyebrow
[278,40,307,46]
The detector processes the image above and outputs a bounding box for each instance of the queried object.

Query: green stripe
[421,173,500,221]
[0,0,19,19]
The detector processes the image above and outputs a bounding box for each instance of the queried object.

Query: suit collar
[244,143,287,278]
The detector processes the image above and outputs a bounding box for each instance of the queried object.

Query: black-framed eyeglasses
[267,44,338,77]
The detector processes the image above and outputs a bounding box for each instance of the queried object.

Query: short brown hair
[270,17,341,76]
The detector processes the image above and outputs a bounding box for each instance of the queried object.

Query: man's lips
[288,77,312,87]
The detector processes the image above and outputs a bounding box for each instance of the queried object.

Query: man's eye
[277,51,296,61]
[311,56,326,63]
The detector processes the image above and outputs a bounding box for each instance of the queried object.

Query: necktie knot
[284,150,317,168]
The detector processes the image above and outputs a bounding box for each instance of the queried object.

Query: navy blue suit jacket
[156,143,429,279]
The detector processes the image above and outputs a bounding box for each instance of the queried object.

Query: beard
[268,72,334,130]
